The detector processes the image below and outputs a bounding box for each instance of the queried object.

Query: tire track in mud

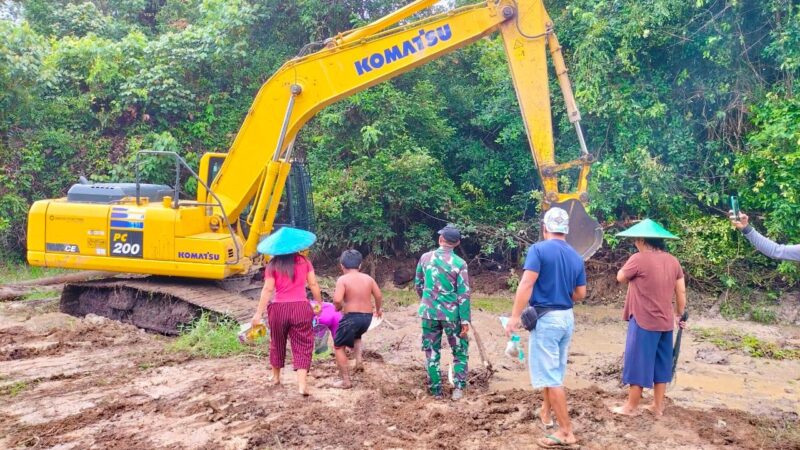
[7,400,144,448]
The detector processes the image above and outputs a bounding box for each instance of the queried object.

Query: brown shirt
[621,251,684,332]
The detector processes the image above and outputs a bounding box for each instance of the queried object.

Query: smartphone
[729,195,740,221]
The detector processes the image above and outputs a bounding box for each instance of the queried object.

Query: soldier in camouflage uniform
[415,224,471,401]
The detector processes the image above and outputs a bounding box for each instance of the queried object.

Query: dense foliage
[0,0,797,289]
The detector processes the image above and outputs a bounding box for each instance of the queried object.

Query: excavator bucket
[547,199,603,260]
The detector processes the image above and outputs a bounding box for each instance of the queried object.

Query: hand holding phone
[728,196,749,231]
[729,195,740,221]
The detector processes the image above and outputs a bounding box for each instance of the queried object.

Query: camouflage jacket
[415,247,471,323]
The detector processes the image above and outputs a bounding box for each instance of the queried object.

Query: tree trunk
[5,271,116,288]
[368,242,378,280]
[0,271,116,301]
[0,286,29,301]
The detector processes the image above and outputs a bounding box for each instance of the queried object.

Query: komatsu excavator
[26,0,603,333]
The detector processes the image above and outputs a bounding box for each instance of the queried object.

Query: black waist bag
[520,306,556,331]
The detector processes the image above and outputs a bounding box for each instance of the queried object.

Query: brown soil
[1,296,799,449]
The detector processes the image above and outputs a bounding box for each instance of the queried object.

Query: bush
[170,313,266,358]
[734,93,800,245]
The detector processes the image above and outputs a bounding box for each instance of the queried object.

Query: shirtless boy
[332,249,383,388]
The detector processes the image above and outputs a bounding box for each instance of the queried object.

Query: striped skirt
[267,301,314,370]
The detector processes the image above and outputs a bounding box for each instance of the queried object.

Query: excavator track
[60,277,258,335]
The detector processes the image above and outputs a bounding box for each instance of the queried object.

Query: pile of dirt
[361,349,384,362]
[313,250,645,303]
[242,375,797,450]
[585,273,626,304]
[777,291,800,326]
[590,354,623,383]
[467,367,495,390]
[0,313,149,362]
[695,347,730,365]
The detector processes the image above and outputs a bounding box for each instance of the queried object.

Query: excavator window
[206,156,225,187]
[274,162,316,232]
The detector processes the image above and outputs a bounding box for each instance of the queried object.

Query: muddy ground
[1,290,799,449]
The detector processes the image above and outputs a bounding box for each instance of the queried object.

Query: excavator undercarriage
[60,277,261,335]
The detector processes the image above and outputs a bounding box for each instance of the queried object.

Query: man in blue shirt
[506,207,587,448]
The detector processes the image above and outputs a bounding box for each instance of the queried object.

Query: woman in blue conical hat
[609,219,687,418]
[251,227,322,396]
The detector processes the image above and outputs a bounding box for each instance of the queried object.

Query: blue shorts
[622,316,674,388]
[528,309,574,389]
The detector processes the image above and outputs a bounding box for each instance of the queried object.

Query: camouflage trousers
[421,319,469,394]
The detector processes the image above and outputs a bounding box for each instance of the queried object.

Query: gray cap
[543,207,569,234]
[438,224,461,243]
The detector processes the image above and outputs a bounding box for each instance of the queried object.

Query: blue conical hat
[257,227,317,255]
[615,219,678,240]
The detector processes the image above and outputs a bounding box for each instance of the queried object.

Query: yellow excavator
[26,0,602,333]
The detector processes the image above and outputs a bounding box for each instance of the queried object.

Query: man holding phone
[729,202,800,261]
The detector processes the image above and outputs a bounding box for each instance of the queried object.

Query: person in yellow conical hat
[610,219,687,418]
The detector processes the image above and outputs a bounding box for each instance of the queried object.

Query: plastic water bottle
[511,334,525,362]
[505,334,524,362]
[499,317,525,362]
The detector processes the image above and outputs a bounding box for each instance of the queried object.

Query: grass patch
[383,289,418,309]
[0,264,72,285]
[749,305,778,324]
[472,296,513,314]
[138,362,157,370]
[756,417,800,450]
[693,327,800,360]
[717,290,781,325]
[22,289,60,301]
[313,347,333,361]
[0,380,31,397]
[382,288,512,314]
[170,313,267,358]
[316,276,337,292]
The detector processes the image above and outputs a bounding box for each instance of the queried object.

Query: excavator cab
[198,152,315,233]
[197,153,225,203]
[279,161,316,232]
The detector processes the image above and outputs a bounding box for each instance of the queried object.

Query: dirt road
[1,294,798,449]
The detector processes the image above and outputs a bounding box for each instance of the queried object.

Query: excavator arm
[212,0,602,260]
